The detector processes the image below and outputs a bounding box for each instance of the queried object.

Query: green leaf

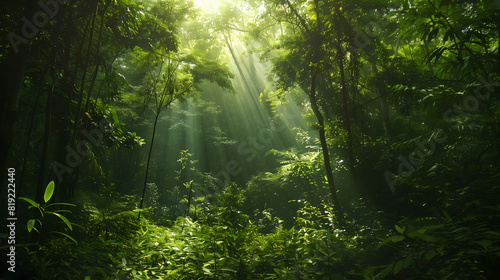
[417,234,438,242]
[425,249,436,260]
[377,235,403,248]
[391,235,405,242]
[427,27,439,41]
[51,231,78,245]
[46,202,76,208]
[52,209,72,214]
[377,264,393,278]
[50,212,72,230]
[85,276,91,280]
[27,219,36,233]
[44,181,55,203]
[476,239,492,249]
[18,197,40,208]
[403,256,412,268]
[395,225,405,234]
[109,107,121,129]
[393,259,404,274]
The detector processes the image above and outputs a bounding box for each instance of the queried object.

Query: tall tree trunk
[73,2,99,144]
[18,89,42,199]
[36,85,54,203]
[337,49,362,197]
[35,5,67,202]
[309,71,344,223]
[138,112,160,219]
[370,58,391,137]
[84,0,111,113]
[185,181,194,218]
[0,0,37,185]
[309,0,344,222]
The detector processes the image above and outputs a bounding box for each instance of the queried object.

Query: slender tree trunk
[35,6,66,202]
[309,71,344,223]
[307,0,343,222]
[18,89,42,199]
[84,0,111,113]
[73,2,98,144]
[393,37,400,65]
[0,0,37,185]
[36,86,54,203]
[423,39,434,74]
[337,50,362,197]
[370,59,391,137]
[52,3,99,200]
[36,66,60,203]
[138,112,160,219]
[185,181,194,217]
[68,5,92,89]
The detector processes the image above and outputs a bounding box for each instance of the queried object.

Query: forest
[0,0,499,279]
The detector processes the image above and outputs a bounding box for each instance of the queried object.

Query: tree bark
[370,59,391,137]
[0,0,37,185]
[185,181,194,218]
[138,112,160,219]
[73,2,99,145]
[337,49,364,197]
[35,5,67,202]
[305,0,344,222]
[309,71,344,223]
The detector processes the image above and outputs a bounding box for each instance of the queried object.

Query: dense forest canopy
[1,0,499,279]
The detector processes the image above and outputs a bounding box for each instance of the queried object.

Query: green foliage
[43,181,55,203]
[79,183,139,240]
[18,181,77,244]
[373,212,500,279]
[7,0,500,279]
[181,51,235,93]
[246,147,329,227]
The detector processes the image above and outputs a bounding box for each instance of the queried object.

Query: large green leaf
[18,197,39,208]
[109,107,121,129]
[46,202,76,208]
[391,235,405,242]
[395,225,405,234]
[27,219,37,233]
[44,181,55,203]
[393,259,404,274]
[50,212,72,230]
[377,264,393,278]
